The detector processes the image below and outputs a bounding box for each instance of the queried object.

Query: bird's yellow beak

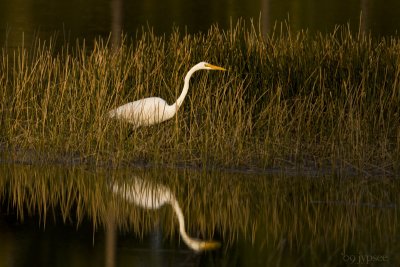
[200,240,221,251]
[205,63,226,71]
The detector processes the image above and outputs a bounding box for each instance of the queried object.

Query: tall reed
[1,20,399,174]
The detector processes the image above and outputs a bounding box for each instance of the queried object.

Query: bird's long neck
[170,198,202,251]
[172,66,198,111]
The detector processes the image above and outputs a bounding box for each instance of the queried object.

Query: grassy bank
[1,21,400,174]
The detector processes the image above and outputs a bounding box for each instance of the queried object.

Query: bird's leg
[125,128,134,140]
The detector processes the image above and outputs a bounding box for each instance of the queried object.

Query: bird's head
[198,240,222,251]
[199,62,226,71]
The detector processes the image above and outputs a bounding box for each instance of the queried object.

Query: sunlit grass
[1,20,400,174]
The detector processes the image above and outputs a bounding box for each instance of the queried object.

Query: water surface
[0,164,398,266]
[1,0,400,49]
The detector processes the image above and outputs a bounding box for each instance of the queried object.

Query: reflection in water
[0,164,399,266]
[111,0,123,48]
[105,213,116,267]
[112,177,221,252]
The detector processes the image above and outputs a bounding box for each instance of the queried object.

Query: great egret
[112,177,221,251]
[108,62,226,127]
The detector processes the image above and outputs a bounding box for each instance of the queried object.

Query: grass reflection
[0,164,398,264]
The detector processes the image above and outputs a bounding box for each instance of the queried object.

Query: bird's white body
[112,177,220,251]
[108,97,175,126]
[108,62,225,127]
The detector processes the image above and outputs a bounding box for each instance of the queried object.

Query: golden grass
[1,20,400,174]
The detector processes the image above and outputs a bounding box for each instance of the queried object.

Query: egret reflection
[112,177,220,251]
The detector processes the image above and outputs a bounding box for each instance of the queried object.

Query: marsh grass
[1,20,400,174]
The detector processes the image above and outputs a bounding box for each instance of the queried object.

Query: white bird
[108,62,226,127]
[112,177,221,251]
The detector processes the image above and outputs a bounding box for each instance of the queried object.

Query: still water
[0,164,398,266]
[1,0,400,49]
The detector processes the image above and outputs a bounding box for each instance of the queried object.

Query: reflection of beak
[200,240,221,251]
[205,63,226,71]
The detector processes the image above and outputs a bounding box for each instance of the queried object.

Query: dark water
[1,0,400,49]
[0,164,399,266]
[0,215,219,267]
